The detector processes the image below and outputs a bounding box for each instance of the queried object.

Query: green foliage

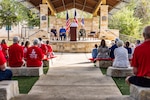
[0,0,40,28]
[109,7,141,37]
[0,0,18,27]
[133,0,150,27]
[109,0,150,39]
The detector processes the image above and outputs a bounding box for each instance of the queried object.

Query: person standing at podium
[59,26,66,40]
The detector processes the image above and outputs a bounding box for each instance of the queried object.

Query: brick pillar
[99,5,108,39]
[40,4,48,32]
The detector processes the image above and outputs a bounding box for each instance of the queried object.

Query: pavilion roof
[19,0,130,16]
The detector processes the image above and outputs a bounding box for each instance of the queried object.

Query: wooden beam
[42,0,46,4]
[82,0,87,11]
[42,0,56,15]
[62,0,66,10]
[92,0,102,16]
[102,0,106,5]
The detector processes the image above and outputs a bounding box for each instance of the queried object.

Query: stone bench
[0,81,19,100]
[95,58,113,68]
[43,56,57,67]
[106,66,133,77]
[130,84,150,100]
[7,67,43,76]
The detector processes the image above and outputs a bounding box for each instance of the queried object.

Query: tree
[108,1,142,38]
[133,0,150,27]
[0,0,18,40]
[0,0,40,40]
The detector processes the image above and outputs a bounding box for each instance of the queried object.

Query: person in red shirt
[45,40,54,58]
[0,50,12,81]
[23,41,30,60]
[38,38,47,55]
[8,36,24,67]
[26,38,44,67]
[126,26,150,87]
[0,39,8,59]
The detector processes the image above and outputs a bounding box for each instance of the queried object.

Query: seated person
[126,26,150,87]
[38,37,48,59]
[97,39,110,59]
[8,36,24,67]
[0,50,12,81]
[78,26,86,40]
[45,40,54,58]
[113,40,130,68]
[51,26,58,40]
[109,38,119,59]
[124,41,132,59]
[59,26,66,40]
[26,39,44,67]
[0,39,8,59]
[92,44,98,66]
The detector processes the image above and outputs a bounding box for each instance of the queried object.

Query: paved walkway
[12,53,133,100]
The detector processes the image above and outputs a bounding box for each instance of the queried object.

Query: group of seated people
[92,38,133,68]
[92,25,150,88]
[0,36,54,81]
[50,26,86,41]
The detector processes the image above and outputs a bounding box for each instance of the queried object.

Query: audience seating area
[43,56,57,67]
[7,67,43,76]
[130,84,150,100]
[106,66,133,77]
[89,58,113,68]
[0,81,19,100]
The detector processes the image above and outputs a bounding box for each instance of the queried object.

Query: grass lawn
[100,67,130,95]
[12,66,49,94]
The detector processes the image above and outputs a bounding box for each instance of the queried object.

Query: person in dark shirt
[109,38,119,59]
[51,26,58,40]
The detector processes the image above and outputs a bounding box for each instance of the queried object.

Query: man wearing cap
[8,36,24,67]
[26,38,44,67]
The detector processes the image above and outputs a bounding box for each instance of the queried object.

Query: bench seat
[106,66,133,77]
[130,84,150,100]
[43,56,57,67]
[7,67,43,76]
[95,58,113,68]
[0,81,19,100]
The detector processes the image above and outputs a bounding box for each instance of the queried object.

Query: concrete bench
[43,56,57,67]
[95,58,113,68]
[130,84,150,100]
[106,66,133,77]
[0,81,19,100]
[7,67,43,76]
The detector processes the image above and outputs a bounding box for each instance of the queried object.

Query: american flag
[74,9,78,25]
[66,11,70,32]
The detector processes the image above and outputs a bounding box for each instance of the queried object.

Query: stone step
[11,94,134,100]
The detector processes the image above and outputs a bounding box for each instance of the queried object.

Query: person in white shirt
[113,40,130,68]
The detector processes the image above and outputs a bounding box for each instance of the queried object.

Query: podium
[70,22,78,41]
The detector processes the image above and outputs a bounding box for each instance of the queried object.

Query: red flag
[74,9,78,25]
[66,11,70,32]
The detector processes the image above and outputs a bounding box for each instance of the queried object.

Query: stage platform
[50,39,111,53]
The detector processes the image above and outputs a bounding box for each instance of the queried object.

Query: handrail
[28,29,44,38]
